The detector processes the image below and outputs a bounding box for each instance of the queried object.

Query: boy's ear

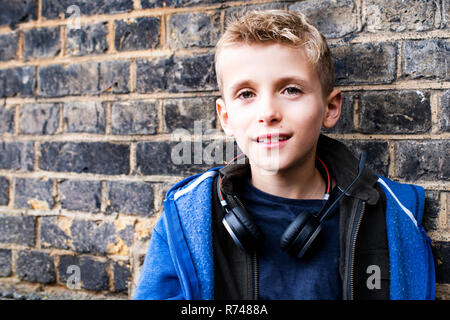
[322,89,342,129]
[216,98,234,137]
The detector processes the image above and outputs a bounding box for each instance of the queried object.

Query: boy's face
[216,42,341,174]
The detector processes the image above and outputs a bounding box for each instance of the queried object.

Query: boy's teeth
[258,136,288,143]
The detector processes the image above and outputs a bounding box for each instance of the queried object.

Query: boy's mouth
[254,133,291,147]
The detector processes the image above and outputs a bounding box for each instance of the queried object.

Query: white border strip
[377,177,418,228]
[174,171,218,200]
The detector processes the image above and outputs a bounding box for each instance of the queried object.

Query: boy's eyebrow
[229,76,311,93]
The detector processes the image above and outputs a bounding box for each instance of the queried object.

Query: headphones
[216,151,367,259]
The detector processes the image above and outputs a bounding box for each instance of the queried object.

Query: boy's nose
[257,97,281,124]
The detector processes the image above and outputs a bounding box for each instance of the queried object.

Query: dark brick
[113,261,131,292]
[0,177,8,205]
[423,190,441,232]
[0,214,35,245]
[332,42,397,85]
[99,60,130,94]
[343,140,390,176]
[136,53,217,93]
[321,93,354,134]
[20,103,60,134]
[0,32,18,61]
[0,0,37,29]
[23,27,60,60]
[106,181,154,216]
[403,40,450,81]
[14,178,54,209]
[58,255,109,291]
[115,17,160,51]
[63,101,106,133]
[0,142,34,171]
[395,140,450,181]
[141,0,224,8]
[168,12,220,48]
[364,0,438,32]
[0,249,12,277]
[16,250,55,284]
[289,0,358,39]
[136,140,229,176]
[0,105,15,134]
[445,0,450,28]
[41,0,133,20]
[38,62,99,97]
[440,90,450,132]
[164,97,217,134]
[432,241,450,283]
[39,142,129,175]
[59,180,101,212]
[111,100,158,135]
[40,216,71,250]
[0,67,36,98]
[358,91,431,134]
[66,22,108,56]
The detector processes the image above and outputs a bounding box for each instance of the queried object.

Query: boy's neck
[249,157,328,200]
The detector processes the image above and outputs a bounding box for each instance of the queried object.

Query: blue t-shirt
[239,177,342,300]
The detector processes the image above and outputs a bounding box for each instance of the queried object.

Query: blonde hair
[215,10,334,98]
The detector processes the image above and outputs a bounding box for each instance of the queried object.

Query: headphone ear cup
[280,211,322,258]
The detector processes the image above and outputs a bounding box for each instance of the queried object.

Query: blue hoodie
[133,166,435,300]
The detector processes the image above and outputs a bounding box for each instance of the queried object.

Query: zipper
[252,251,259,300]
[344,200,366,300]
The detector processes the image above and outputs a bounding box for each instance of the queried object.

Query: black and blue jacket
[133,135,435,300]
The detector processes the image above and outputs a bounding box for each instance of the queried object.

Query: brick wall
[0,0,448,300]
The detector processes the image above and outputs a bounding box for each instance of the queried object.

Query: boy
[133,10,435,300]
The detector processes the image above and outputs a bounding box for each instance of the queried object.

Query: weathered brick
[16,250,55,284]
[20,103,60,134]
[164,96,217,134]
[38,62,99,97]
[99,60,130,94]
[141,0,224,8]
[445,0,450,28]
[136,140,229,176]
[106,181,154,216]
[40,216,71,250]
[59,180,101,212]
[58,255,109,291]
[136,53,217,93]
[321,94,355,134]
[0,105,15,134]
[357,91,431,134]
[0,214,35,245]
[14,178,54,209]
[66,22,108,56]
[423,190,441,232]
[0,249,12,277]
[39,142,130,175]
[0,0,37,29]
[0,32,18,61]
[0,177,9,205]
[403,40,450,81]
[289,0,358,39]
[332,42,397,85]
[113,260,131,292]
[395,140,450,181]
[364,0,438,33]
[168,11,220,49]
[23,27,60,60]
[343,140,390,176]
[41,0,133,20]
[111,100,158,135]
[440,90,450,132]
[63,101,106,133]
[0,142,34,171]
[0,67,36,98]
[432,241,450,283]
[115,17,160,52]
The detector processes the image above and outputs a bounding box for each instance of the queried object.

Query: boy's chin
[247,156,286,176]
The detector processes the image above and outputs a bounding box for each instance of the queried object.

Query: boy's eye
[283,86,302,95]
[237,90,255,100]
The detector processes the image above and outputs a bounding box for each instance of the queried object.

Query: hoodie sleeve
[132,218,184,300]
